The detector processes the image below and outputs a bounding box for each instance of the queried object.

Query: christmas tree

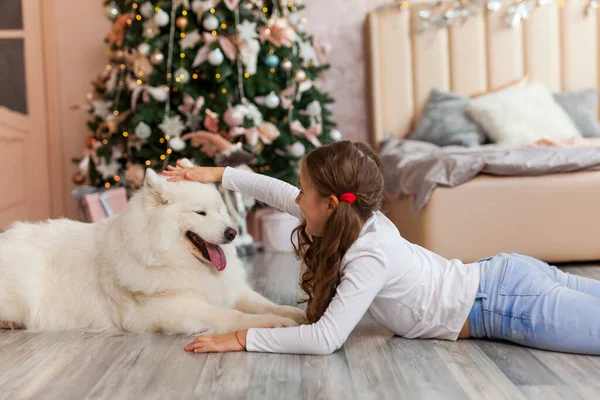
[73,0,341,192]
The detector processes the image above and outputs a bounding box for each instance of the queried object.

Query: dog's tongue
[206,243,227,271]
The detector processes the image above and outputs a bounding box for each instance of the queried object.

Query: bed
[366,1,600,263]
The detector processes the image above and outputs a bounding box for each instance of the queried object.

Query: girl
[162,140,600,355]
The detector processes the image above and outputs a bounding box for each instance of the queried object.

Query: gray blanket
[379,136,600,213]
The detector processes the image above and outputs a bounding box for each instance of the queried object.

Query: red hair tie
[339,193,356,205]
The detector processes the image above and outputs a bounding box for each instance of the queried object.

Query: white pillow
[465,82,581,146]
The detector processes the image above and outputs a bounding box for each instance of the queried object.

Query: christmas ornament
[147,86,169,102]
[257,122,280,145]
[192,33,236,67]
[288,141,306,158]
[238,20,258,42]
[140,2,155,19]
[208,48,225,66]
[111,49,125,63]
[134,56,153,79]
[135,122,152,140]
[239,40,260,75]
[294,69,307,82]
[138,43,151,56]
[202,15,220,31]
[264,54,280,68]
[104,2,120,20]
[159,115,186,138]
[330,129,342,141]
[72,172,86,185]
[224,106,246,127]
[243,103,263,126]
[281,59,292,72]
[265,92,280,109]
[174,67,191,84]
[180,30,202,50]
[96,157,121,180]
[150,51,165,65]
[169,136,187,151]
[92,100,113,119]
[125,164,145,190]
[258,17,295,47]
[154,9,170,27]
[191,0,205,13]
[305,100,322,117]
[298,40,317,64]
[143,19,160,39]
[176,16,189,30]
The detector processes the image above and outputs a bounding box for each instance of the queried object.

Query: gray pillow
[553,88,600,138]
[409,89,486,147]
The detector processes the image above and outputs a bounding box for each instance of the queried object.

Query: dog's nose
[224,227,237,243]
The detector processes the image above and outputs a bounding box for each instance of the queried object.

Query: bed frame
[367,0,600,263]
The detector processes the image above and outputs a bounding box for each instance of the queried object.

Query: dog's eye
[196,211,207,216]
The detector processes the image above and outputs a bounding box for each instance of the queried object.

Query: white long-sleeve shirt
[222,167,480,355]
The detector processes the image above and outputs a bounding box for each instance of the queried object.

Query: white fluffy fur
[0,167,306,334]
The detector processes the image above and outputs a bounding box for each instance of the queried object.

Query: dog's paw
[256,315,299,329]
[275,306,308,325]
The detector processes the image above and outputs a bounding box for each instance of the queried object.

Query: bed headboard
[366,0,600,147]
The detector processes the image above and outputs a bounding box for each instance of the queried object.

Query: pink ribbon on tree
[192,32,237,67]
[126,76,151,111]
[290,120,322,147]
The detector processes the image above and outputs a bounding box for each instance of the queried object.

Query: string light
[167,148,173,154]
[180,52,185,58]
[180,32,186,38]
[103,139,109,144]
[136,15,142,20]
[244,73,250,78]
[123,131,129,137]
[211,30,217,36]
[114,175,121,182]
[263,7,268,12]
[160,154,166,160]
[165,135,171,140]
[270,68,276,73]
[216,73,221,79]
[182,10,188,16]
[145,160,151,166]
[192,73,198,79]
[210,8,215,13]
[114,110,119,116]
[106,65,112,70]
[221,88,227,94]
[105,182,111,188]
[120,64,126,70]
[132,3,138,9]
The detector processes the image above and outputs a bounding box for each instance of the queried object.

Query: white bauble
[305,100,322,117]
[330,129,342,141]
[154,9,170,27]
[288,142,306,158]
[138,43,151,56]
[135,122,152,140]
[208,48,224,66]
[265,92,280,109]
[202,15,220,31]
[191,0,204,13]
[174,67,190,84]
[140,2,155,18]
[147,86,169,102]
[169,136,186,151]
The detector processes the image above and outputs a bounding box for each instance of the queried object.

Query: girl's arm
[243,248,387,355]
[162,163,303,220]
[221,167,302,220]
[185,248,387,355]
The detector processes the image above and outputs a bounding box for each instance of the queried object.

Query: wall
[302,0,390,143]
[45,0,110,219]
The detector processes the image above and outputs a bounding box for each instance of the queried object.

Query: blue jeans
[468,252,600,355]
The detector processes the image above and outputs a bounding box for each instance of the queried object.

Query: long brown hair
[292,141,384,323]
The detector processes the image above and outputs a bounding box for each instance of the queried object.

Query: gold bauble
[176,16,189,29]
[294,69,307,82]
[150,51,165,65]
[134,56,153,78]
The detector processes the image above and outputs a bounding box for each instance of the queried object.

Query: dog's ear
[144,168,169,205]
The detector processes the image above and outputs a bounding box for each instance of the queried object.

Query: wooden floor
[2,253,600,400]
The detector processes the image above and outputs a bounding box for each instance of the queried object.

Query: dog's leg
[125,296,300,335]
[235,289,307,325]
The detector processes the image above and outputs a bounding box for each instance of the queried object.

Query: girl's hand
[184,330,247,353]
[161,160,225,183]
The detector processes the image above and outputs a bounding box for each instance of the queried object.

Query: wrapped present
[246,207,278,249]
[72,186,128,223]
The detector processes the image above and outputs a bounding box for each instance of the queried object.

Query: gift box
[74,186,128,223]
[246,207,278,248]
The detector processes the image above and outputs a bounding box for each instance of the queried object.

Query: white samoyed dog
[0,166,306,334]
